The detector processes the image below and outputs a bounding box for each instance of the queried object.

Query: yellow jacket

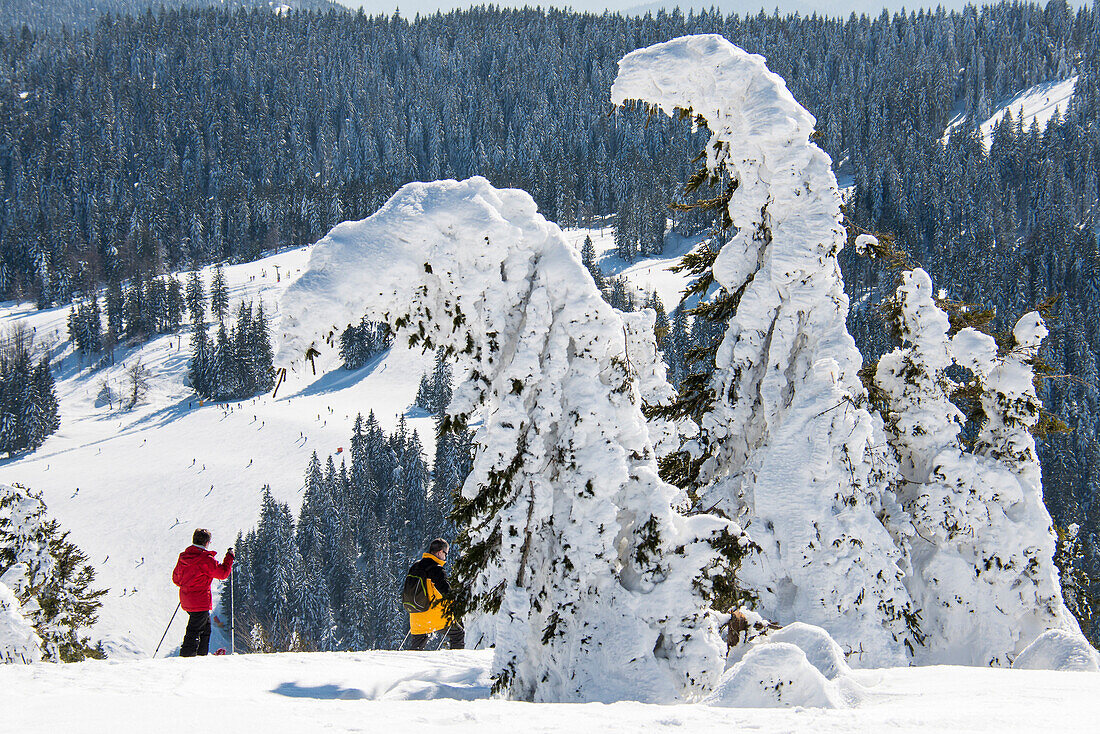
[408,553,451,635]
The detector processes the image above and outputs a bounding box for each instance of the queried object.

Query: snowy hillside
[564,225,700,309]
[943,76,1078,148]
[0,247,437,657]
[2,648,1099,733]
[0,226,690,659]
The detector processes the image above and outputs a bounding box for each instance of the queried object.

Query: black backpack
[401,572,431,614]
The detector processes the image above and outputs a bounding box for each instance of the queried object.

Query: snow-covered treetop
[612,34,841,302]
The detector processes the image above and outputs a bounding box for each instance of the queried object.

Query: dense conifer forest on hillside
[1,1,339,33]
[2,1,1099,636]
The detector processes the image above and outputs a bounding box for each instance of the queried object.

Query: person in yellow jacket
[404,538,465,650]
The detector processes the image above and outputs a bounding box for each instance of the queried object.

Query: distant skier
[172,529,234,657]
[402,539,464,650]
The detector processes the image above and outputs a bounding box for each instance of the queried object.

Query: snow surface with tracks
[1,648,1098,733]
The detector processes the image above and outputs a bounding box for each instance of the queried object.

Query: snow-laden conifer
[612,35,916,664]
[278,176,739,702]
[947,314,1079,663]
[876,270,1080,664]
[0,483,103,661]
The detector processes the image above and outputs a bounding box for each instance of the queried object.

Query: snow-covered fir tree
[613,35,917,664]
[185,270,206,325]
[414,348,453,415]
[430,419,473,541]
[210,263,229,324]
[278,176,740,702]
[957,312,1080,661]
[0,483,104,662]
[875,268,1081,664]
[338,317,391,370]
[0,327,60,456]
[67,299,102,356]
[189,299,275,401]
[1055,523,1096,638]
[579,235,605,291]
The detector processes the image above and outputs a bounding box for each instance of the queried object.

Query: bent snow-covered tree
[277,176,739,703]
[612,35,917,664]
[876,268,1079,665]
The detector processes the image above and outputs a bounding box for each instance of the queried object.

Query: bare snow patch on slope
[943,76,1078,148]
[560,226,703,310]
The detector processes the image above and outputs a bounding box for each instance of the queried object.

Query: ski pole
[153,603,181,658]
[398,631,410,651]
[229,572,235,655]
[435,627,449,650]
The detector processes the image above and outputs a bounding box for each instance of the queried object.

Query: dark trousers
[180,610,211,657]
[408,624,465,651]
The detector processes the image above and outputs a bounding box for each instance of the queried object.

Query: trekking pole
[229,573,235,655]
[153,603,181,659]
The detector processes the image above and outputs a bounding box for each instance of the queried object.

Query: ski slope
[0,247,437,657]
[0,227,692,659]
[562,224,700,310]
[1,648,1098,733]
[943,76,1078,148]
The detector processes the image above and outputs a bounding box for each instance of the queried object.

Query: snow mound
[765,623,851,680]
[704,642,844,709]
[1013,630,1100,673]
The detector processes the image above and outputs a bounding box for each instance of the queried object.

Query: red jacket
[172,546,233,612]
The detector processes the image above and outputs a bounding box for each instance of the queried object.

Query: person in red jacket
[172,528,234,657]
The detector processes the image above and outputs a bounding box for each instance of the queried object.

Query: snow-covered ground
[943,76,1078,148]
[0,226,691,659]
[1,648,1098,732]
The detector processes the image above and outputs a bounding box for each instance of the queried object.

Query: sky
[333,0,981,19]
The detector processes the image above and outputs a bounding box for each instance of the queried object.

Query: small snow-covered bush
[765,623,851,681]
[705,642,843,709]
[1012,630,1099,672]
[0,580,41,664]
